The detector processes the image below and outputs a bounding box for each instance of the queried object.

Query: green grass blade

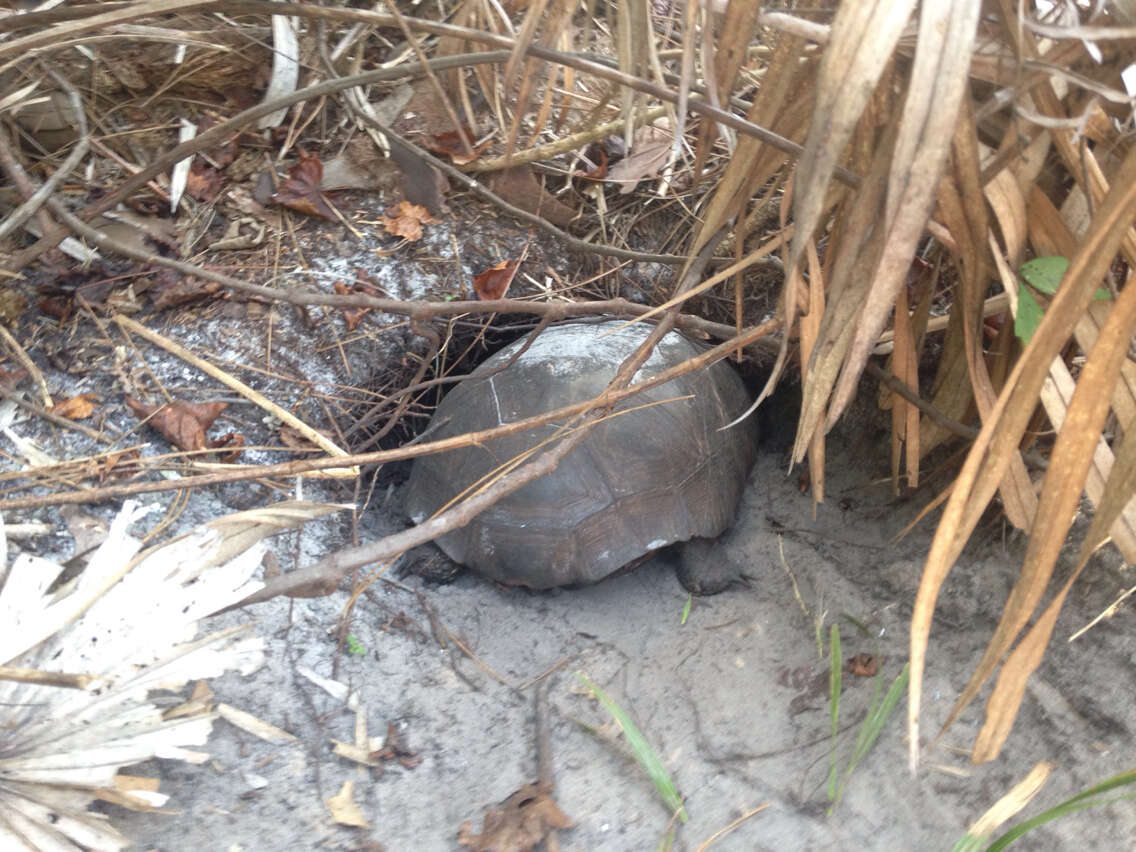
[577,672,688,823]
[950,833,988,852]
[829,663,909,814]
[827,624,841,801]
[982,769,1136,851]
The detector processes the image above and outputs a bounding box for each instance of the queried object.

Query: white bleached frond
[0,498,342,851]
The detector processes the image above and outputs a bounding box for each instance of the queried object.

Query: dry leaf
[186,159,223,201]
[0,366,28,393]
[473,260,521,300]
[0,500,268,848]
[271,153,341,221]
[149,270,222,310]
[606,123,672,194]
[279,424,336,451]
[380,200,437,241]
[847,653,882,677]
[125,397,227,453]
[426,128,489,165]
[909,143,1136,771]
[370,721,421,770]
[487,166,576,227]
[326,780,371,828]
[97,448,140,483]
[458,783,572,852]
[51,393,97,420]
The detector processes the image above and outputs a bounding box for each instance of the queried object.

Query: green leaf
[983,769,1136,851]
[1014,285,1045,343]
[346,634,366,655]
[680,595,692,625]
[1020,256,1069,294]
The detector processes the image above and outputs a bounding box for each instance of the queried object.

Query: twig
[2,391,114,444]
[0,73,90,241]
[0,664,97,690]
[468,103,669,173]
[0,324,51,409]
[863,361,977,441]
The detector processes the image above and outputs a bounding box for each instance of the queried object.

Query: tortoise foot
[402,545,463,585]
[674,538,752,596]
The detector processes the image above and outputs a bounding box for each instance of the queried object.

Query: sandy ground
[5,209,1133,852]
[104,425,1136,851]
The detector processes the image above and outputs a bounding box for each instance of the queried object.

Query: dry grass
[1,0,1134,771]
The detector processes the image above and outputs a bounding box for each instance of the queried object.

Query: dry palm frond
[0,500,318,850]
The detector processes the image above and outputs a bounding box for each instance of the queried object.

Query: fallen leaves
[125,397,244,462]
[50,393,97,420]
[458,784,572,852]
[606,123,672,194]
[370,721,422,770]
[426,128,490,165]
[380,200,437,242]
[473,259,522,300]
[487,166,577,227]
[847,653,882,677]
[271,152,342,221]
[326,780,371,828]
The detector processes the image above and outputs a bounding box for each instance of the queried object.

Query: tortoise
[404,320,757,593]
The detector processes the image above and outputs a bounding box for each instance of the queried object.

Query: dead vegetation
[0,0,1134,826]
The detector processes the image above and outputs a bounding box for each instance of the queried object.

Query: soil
[100,424,1136,852]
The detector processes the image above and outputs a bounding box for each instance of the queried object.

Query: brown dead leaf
[51,393,97,420]
[149,268,221,310]
[370,721,421,770]
[332,281,369,330]
[473,260,521,300]
[574,146,609,180]
[606,123,672,194]
[125,396,227,452]
[847,653,882,677]
[487,166,576,227]
[211,432,245,464]
[271,153,341,221]
[0,366,28,393]
[331,269,383,329]
[458,783,572,852]
[37,294,72,322]
[186,159,223,202]
[426,128,489,165]
[381,200,437,241]
[96,448,140,483]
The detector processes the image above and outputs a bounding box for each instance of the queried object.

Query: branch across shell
[405,321,757,588]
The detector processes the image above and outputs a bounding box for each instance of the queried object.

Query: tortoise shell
[405,321,757,588]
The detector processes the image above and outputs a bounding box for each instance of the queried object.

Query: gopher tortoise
[405,320,757,592]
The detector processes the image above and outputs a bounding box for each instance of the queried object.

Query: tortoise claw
[674,538,753,596]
